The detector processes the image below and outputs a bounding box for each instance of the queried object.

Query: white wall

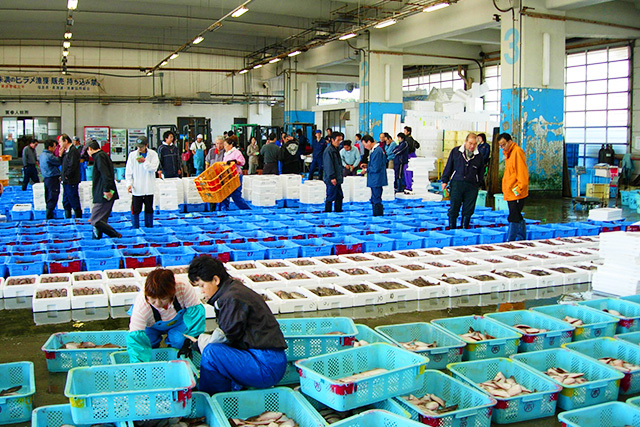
[631,44,640,176]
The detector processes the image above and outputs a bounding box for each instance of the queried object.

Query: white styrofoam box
[255,260,297,273]
[510,240,549,252]
[418,247,457,260]
[3,275,39,298]
[588,208,622,222]
[71,283,109,309]
[491,269,538,290]
[367,264,406,277]
[314,255,352,268]
[104,269,141,281]
[253,198,277,207]
[299,283,354,310]
[286,258,324,270]
[467,244,507,256]
[463,272,509,294]
[39,273,72,286]
[570,263,599,282]
[0,277,3,298]
[564,249,600,262]
[337,281,390,306]
[402,276,449,299]
[394,261,435,278]
[519,267,564,288]
[275,270,318,287]
[447,257,494,272]
[338,254,379,267]
[367,251,405,263]
[420,259,460,275]
[492,242,530,253]
[366,278,420,302]
[392,249,431,260]
[404,101,436,112]
[306,268,350,283]
[592,270,640,297]
[524,252,564,265]
[226,261,266,275]
[497,254,542,268]
[336,266,382,283]
[545,249,590,264]
[475,256,517,270]
[12,203,32,211]
[32,284,72,312]
[552,237,591,248]
[279,174,302,199]
[267,286,319,313]
[428,272,481,297]
[72,271,105,285]
[241,272,287,289]
[106,280,142,306]
[256,289,280,314]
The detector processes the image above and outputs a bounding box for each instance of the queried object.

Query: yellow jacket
[502,143,529,201]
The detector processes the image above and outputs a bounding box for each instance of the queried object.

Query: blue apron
[193,148,205,176]
[145,297,188,349]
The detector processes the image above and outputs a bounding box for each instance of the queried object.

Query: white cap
[196,134,203,139]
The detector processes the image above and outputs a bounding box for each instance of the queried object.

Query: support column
[359,34,404,137]
[500,6,565,191]
[284,66,316,125]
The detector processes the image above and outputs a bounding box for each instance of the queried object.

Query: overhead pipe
[521,10,640,32]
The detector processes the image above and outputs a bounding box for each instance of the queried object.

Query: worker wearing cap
[308,129,326,180]
[190,134,207,176]
[125,136,159,228]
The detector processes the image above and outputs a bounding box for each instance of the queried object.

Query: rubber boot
[96,220,122,239]
[334,198,343,213]
[517,220,527,241]
[64,208,72,219]
[144,212,154,228]
[448,216,457,230]
[92,225,103,240]
[131,214,140,229]
[462,216,471,229]
[74,209,83,219]
[46,208,55,220]
[324,201,332,212]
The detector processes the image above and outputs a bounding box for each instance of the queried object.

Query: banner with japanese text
[0,74,103,95]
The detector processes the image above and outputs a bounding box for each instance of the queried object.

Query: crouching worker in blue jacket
[186,255,287,394]
[126,268,205,363]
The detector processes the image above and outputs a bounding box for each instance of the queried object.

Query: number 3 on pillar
[504,28,520,65]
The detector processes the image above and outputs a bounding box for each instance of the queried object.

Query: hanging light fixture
[239,69,249,74]
[192,36,204,44]
[339,33,357,41]
[64,31,72,39]
[424,2,450,12]
[63,41,71,49]
[288,50,302,57]
[268,57,281,64]
[67,0,78,10]
[374,19,397,29]
[170,53,179,60]
[231,6,248,17]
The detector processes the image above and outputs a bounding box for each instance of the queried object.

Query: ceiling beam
[546,0,616,10]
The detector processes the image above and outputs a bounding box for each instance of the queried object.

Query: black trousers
[44,176,61,219]
[22,165,39,190]
[507,198,526,223]
[62,183,82,217]
[132,194,154,215]
[448,180,479,229]
[262,163,279,175]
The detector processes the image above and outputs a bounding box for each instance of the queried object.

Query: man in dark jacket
[187,255,287,394]
[280,135,301,174]
[404,126,419,191]
[21,139,40,191]
[39,140,61,219]
[322,132,344,212]
[363,135,388,216]
[86,141,121,239]
[58,134,83,218]
[156,131,181,178]
[441,132,485,229]
[392,133,409,193]
[308,130,325,180]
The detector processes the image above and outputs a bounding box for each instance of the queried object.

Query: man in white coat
[125,136,160,228]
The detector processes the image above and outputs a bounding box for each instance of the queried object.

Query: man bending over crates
[126,268,205,363]
[186,255,287,394]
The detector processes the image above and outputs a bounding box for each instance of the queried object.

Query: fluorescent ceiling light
[64,31,72,39]
[424,2,450,12]
[288,50,301,57]
[192,36,204,44]
[62,50,69,57]
[170,53,179,60]
[375,19,396,29]
[67,0,78,10]
[160,60,168,67]
[253,64,263,69]
[146,71,153,76]
[239,69,249,74]
[231,6,248,18]
[268,57,281,64]
[339,33,357,41]
[63,41,71,48]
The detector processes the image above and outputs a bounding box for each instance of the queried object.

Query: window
[323,110,346,136]
[564,46,630,167]
[402,67,465,92]
[483,65,501,123]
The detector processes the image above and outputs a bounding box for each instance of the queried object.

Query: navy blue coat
[392,141,408,165]
[367,145,388,188]
[441,145,485,187]
[322,143,343,185]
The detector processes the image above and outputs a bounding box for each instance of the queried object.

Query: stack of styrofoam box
[299,180,325,205]
[0,156,9,181]
[592,231,640,296]
[407,156,437,196]
[343,176,369,203]
[182,177,203,204]
[32,183,46,210]
[79,182,93,209]
[588,208,623,222]
[382,170,395,201]
[250,176,279,207]
[154,179,180,211]
[112,181,132,212]
[280,174,302,200]
[242,175,254,200]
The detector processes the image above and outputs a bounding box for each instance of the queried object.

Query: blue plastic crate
[46,241,81,254]
[328,409,425,426]
[324,236,364,255]
[142,234,181,247]
[227,242,267,261]
[140,226,176,236]
[156,246,196,266]
[439,230,479,246]
[113,237,149,249]
[512,348,623,410]
[65,360,196,424]
[564,337,640,395]
[567,221,601,236]
[616,330,640,346]
[476,227,505,244]
[448,357,561,424]
[121,247,158,269]
[78,238,114,250]
[235,230,277,243]
[559,401,640,427]
[359,234,394,252]
[278,317,358,361]
[259,239,301,259]
[375,322,466,370]
[297,239,333,257]
[384,232,425,251]
[17,234,49,245]
[295,343,429,412]
[486,310,575,352]
[32,403,131,427]
[185,203,207,212]
[190,243,232,263]
[578,298,640,334]
[82,249,123,271]
[9,243,46,255]
[532,304,619,341]
[116,228,143,238]
[10,209,32,221]
[526,224,555,240]
[628,395,640,407]
[268,228,308,241]
[355,324,394,346]
[297,226,336,239]
[41,331,128,372]
[109,348,178,365]
[212,387,327,427]
[394,369,495,427]
[431,315,521,361]
[548,223,578,237]
[46,252,83,274]
[172,225,205,235]
[0,361,35,425]
[7,254,45,276]
[417,231,451,248]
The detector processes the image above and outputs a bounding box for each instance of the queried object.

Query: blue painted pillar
[500,11,566,191]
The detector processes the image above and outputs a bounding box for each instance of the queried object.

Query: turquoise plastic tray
[531,303,619,341]
[41,330,128,372]
[0,362,35,425]
[328,410,425,427]
[32,404,132,427]
[278,317,358,361]
[578,298,640,334]
[558,401,640,427]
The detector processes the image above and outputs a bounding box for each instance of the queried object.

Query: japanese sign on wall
[0,74,103,95]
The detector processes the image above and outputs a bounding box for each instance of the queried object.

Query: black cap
[136,136,149,146]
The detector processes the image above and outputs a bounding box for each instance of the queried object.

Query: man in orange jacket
[498,133,529,241]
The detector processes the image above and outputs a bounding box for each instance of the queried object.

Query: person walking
[22,139,40,190]
[441,133,484,229]
[498,133,529,241]
[221,139,251,210]
[247,137,260,175]
[39,140,61,219]
[260,133,280,175]
[86,140,121,239]
[362,135,387,216]
[157,131,181,179]
[308,130,325,180]
[404,126,419,191]
[125,136,159,229]
[477,133,490,188]
[191,134,207,176]
[322,132,344,213]
[392,133,409,193]
[58,134,83,219]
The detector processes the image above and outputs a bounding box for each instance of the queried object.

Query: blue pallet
[559,402,640,427]
[431,315,521,361]
[156,246,196,266]
[295,343,429,412]
[278,317,358,361]
[564,337,640,395]
[359,234,394,252]
[82,249,123,271]
[227,242,267,261]
[512,348,623,410]
[0,362,35,424]
[578,298,640,334]
[375,322,466,370]
[64,360,196,424]
[7,254,45,276]
[486,310,575,352]
[448,357,561,424]
[532,303,619,341]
